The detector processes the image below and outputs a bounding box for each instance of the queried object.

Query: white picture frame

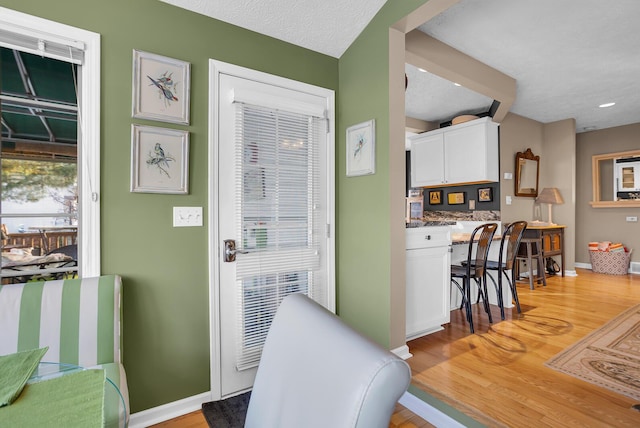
[132,50,190,124]
[131,125,189,194]
[346,119,375,177]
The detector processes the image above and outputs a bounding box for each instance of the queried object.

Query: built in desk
[522,224,565,277]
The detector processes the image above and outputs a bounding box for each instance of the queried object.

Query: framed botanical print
[346,119,375,177]
[132,50,191,124]
[130,125,189,194]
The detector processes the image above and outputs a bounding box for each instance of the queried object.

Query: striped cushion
[0,275,122,367]
[0,275,129,426]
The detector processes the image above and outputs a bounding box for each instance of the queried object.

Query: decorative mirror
[515,148,539,197]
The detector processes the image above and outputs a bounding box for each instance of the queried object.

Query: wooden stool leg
[536,251,547,286]
[526,241,534,290]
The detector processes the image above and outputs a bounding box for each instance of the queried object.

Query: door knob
[224,239,249,262]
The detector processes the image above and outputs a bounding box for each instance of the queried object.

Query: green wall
[0,0,337,412]
[336,0,428,346]
[1,0,440,415]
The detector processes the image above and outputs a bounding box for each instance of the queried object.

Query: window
[0,7,101,282]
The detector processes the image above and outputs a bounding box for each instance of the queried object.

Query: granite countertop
[451,232,502,245]
[406,221,457,228]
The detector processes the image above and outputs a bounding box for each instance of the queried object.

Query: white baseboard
[129,391,212,428]
[392,344,413,360]
[399,391,465,428]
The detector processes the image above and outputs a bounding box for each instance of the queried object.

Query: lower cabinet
[406,245,451,340]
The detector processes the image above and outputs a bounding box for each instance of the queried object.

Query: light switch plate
[506,196,512,205]
[173,207,203,227]
[504,172,513,180]
[627,216,638,222]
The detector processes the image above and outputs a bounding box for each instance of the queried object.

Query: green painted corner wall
[0,0,337,412]
[336,0,429,347]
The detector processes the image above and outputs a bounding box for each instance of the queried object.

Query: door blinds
[233,101,326,370]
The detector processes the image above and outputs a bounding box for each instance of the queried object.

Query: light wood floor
[152,268,640,428]
[408,268,640,427]
[150,402,432,427]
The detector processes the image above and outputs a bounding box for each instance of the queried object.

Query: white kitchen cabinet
[410,117,499,188]
[406,227,451,339]
[409,133,444,187]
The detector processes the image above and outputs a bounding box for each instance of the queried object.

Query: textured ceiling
[159,0,386,58]
[161,0,640,133]
[412,0,640,132]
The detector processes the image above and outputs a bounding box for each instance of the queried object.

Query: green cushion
[0,347,48,406]
[0,275,122,366]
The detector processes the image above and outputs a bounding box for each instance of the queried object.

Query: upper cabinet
[410,117,499,188]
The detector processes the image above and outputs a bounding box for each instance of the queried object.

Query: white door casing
[208,60,335,399]
[0,7,101,277]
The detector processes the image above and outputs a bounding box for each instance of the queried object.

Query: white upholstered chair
[244,293,411,428]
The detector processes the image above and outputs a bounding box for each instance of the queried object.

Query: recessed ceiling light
[453,82,461,87]
[417,68,427,73]
[599,102,615,108]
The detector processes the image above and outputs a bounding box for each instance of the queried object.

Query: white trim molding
[392,344,413,360]
[0,7,101,277]
[129,391,212,428]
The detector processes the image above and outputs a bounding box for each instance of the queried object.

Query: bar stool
[516,237,547,289]
[451,223,498,333]
[483,221,527,319]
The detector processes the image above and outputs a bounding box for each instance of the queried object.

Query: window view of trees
[1,159,77,231]
[1,47,79,282]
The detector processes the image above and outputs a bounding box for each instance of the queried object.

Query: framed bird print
[132,50,191,124]
[346,119,375,177]
[131,125,189,194]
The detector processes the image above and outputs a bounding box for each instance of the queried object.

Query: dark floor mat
[201,392,251,428]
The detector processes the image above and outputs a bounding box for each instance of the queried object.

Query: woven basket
[589,250,633,275]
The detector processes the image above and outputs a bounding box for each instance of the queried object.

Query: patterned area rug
[545,303,640,401]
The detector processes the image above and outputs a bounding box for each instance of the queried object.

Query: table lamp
[536,187,564,225]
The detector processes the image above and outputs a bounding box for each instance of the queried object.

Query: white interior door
[209,60,335,399]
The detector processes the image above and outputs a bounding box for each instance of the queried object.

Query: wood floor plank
[407,268,640,427]
[151,269,640,428]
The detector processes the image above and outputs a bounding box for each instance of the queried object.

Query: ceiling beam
[405,30,516,122]
[405,116,437,133]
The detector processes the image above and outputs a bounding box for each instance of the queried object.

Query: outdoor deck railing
[2,231,77,255]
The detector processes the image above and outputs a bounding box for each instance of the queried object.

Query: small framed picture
[478,187,493,202]
[447,192,465,205]
[346,119,375,177]
[131,125,189,194]
[429,190,443,205]
[132,50,191,124]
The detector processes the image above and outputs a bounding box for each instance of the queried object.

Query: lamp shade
[536,187,564,205]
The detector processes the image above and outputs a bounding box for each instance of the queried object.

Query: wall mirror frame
[514,148,540,197]
[591,149,640,208]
